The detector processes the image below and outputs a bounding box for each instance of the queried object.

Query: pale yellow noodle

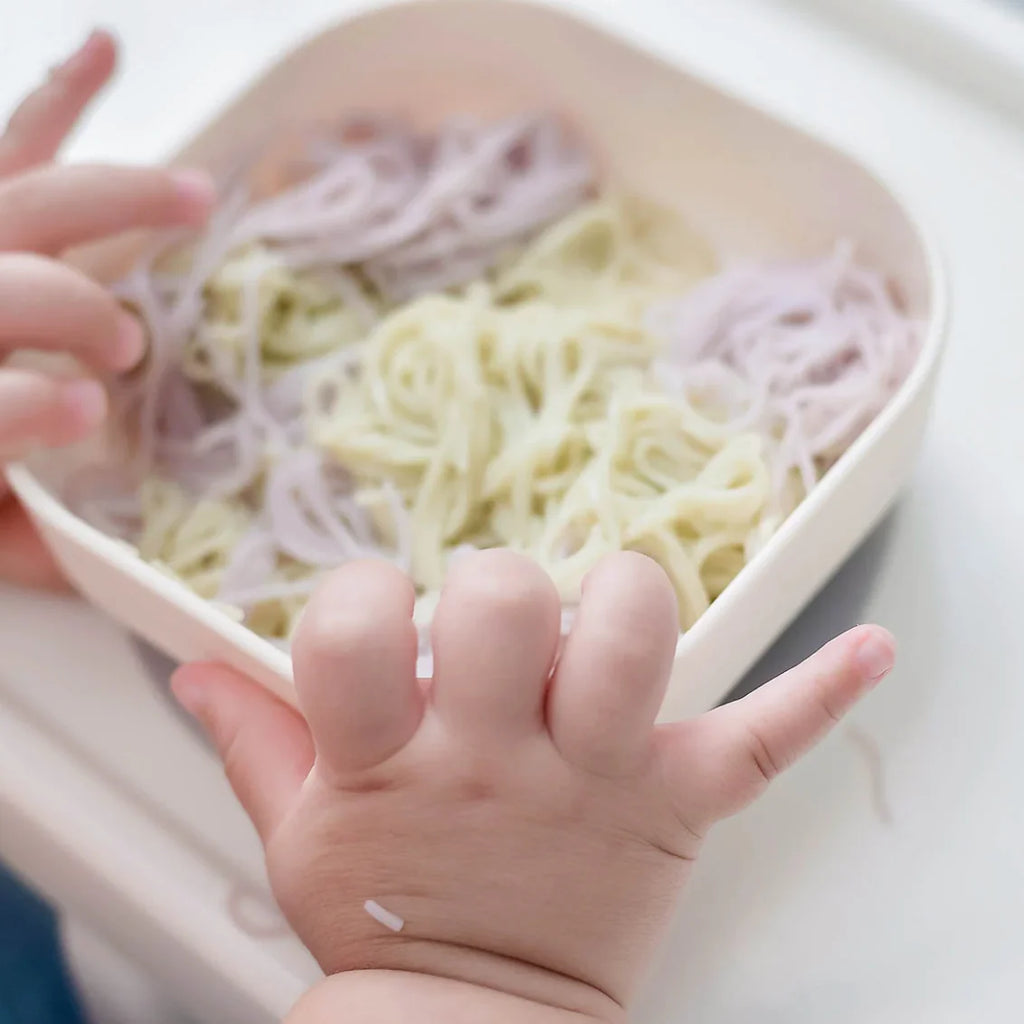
[137,480,251,599]
[311,201,767,628]
[138,192,765,637]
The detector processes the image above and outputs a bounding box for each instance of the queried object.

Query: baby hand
[173,550,895,1023]
[0,30,214,588]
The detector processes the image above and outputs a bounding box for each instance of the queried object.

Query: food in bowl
[60,112,919,656]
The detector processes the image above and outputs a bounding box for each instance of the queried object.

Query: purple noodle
[72,113,595,644]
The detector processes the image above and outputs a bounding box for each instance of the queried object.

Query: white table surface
[2,1,1024,1022]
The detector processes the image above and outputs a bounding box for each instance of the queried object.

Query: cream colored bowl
[6,0,947,719]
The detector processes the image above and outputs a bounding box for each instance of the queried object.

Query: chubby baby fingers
[0,30,117,178]
[0,253,145,371]
[0,163,215,254]
[0,367,106,461]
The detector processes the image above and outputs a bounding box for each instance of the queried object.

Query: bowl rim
[4,0,950,688]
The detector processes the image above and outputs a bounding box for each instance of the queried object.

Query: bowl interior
[11,0,942,709]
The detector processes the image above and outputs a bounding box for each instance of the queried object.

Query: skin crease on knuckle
[742,721,784,786]
[810,665,848,725]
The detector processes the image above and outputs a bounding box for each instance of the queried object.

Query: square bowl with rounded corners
[5,0,947,720]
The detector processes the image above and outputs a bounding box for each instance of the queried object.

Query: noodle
[308,281,767,625]
[648,242,921,520]
[60,112,917,650]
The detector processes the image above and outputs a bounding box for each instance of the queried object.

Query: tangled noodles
[65,112,919,653]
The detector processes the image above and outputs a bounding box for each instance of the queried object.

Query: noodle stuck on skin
[63,112,920,651]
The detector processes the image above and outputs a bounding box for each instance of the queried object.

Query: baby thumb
[171,663,314,843]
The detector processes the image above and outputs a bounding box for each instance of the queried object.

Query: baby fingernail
[61,379,107,426]
[113,313,146,370]
[171,169,217,220]
[857,630,895,683]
